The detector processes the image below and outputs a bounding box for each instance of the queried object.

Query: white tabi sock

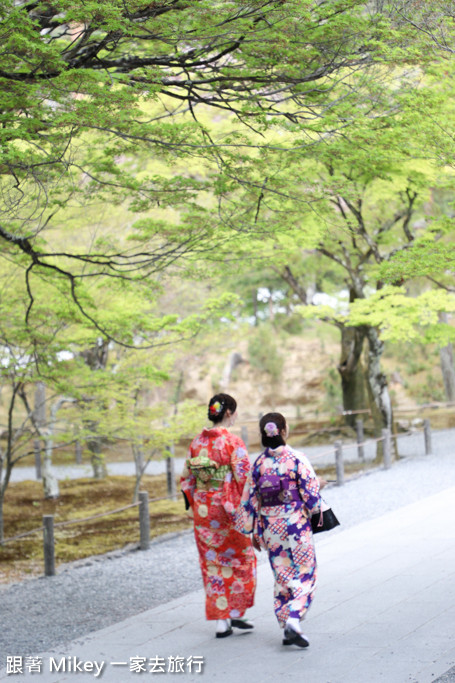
[216,619,231,634]
[285,617,303,634]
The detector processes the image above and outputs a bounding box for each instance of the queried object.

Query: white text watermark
[6,655,205,677]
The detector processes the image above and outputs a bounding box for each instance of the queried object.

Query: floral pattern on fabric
[181,427,256,620]
[238,445,320,627]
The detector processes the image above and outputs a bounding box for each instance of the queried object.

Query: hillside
[177,322,440,430]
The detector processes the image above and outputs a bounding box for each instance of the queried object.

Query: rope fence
[19,400,450,485]
[1,415,437,579]
[1,524,46,545]
[0,493,175,546]
[1,491,156,577]
[294,418,434,488]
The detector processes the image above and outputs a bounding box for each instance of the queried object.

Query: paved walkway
[2,486,455,683]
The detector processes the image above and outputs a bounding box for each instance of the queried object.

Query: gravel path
[1,429,455,671]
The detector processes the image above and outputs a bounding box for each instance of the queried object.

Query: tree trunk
[0,459,14,542]
[132,443,145,503]
[34,382,46,426]
[0,444,3,506]
[440,344,455,401]
[268,292,274,322]
[438,313,455,401]
[337,326,368,428]
[166,450,177,501]
[81,339,110,479]
[364,327,394,462]
[220,352,244,391]
[252,289,259,326]
[0,383,21,543]
[90,450,107,479]
[41,442,60,498]
[0,487,4,542]
[87,431,107,479]
[35,385,60,499]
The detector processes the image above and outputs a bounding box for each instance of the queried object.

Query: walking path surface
[2,483,454,682]
[2,429,455,683]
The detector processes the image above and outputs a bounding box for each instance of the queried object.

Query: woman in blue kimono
[238,412,321,648]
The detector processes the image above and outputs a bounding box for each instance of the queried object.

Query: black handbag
[311,504,340,534]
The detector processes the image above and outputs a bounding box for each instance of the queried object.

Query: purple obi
[257,472,302,507]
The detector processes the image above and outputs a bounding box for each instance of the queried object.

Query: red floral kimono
[180,427,256,620]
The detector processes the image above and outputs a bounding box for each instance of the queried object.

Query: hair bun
[207,394,237,424]
[259,412,286,448]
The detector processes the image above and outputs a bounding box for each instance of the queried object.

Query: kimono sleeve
[235,471,259,535]
[180,446,197,510]
[296,455,321,514]
[229,437,251,496]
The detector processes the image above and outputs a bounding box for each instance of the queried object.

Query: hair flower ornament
[209,401,223,415]
[264,422,279,437]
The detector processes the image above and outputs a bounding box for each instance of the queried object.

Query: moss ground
[0,460,379,586]
[0,475,191,585]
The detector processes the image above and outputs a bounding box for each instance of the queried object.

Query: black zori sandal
[231,618,254,630]
[215,627,233,638]
[282,627,310,648]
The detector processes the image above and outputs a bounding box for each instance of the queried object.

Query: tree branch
[277,265,308,305]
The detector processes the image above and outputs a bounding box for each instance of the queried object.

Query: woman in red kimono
[180,393,257,638]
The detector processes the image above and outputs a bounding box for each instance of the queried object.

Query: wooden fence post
[43,515,55,577]
[423,419,433,456]
[335,441,344,486]
[382,428,392,470]
[34,440,42,480]
[165,447,177,501]
[355,419,365,462]
[138,491,150,550]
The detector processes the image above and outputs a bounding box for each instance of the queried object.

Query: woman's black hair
[259,412,287,449]
[208,393,237,424]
